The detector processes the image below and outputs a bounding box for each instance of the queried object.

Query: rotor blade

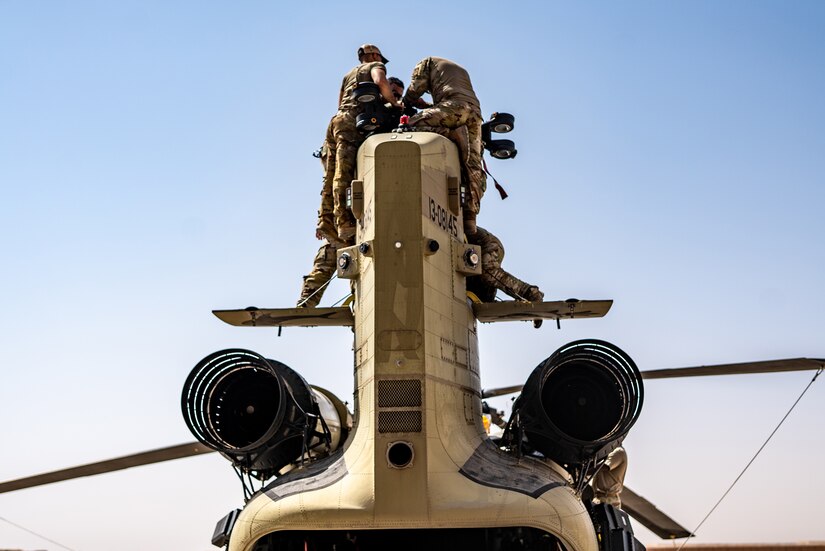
[482,359,825,397]
[482,384,524,399]
[621,485,692,539]
[0,441,214,494]
[640,358,824,380]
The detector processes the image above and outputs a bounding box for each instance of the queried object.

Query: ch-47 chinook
[1,126,823,551]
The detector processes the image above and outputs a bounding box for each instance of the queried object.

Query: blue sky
[1,2,824,550]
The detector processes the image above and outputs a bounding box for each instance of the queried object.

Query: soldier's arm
[403,58,430,106]
[413,97,432,109]
[338,74,348,108]
[371,66,400,108]
[604,448,626,470]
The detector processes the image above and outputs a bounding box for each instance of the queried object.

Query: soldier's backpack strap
[482,157,508,199]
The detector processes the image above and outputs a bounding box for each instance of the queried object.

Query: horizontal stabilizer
[213,307,354,327]
[473,299,612,323]
[622,485,692,539]
[0,442,213,494]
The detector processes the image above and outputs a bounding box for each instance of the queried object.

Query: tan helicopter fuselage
[228,133,599,551]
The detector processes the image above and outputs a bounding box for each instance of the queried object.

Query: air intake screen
[377,380,422,408]
[378,411,422,433]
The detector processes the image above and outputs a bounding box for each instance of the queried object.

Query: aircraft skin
[227,132,599,551]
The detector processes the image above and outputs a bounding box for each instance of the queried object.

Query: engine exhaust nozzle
[514,339,643,466]
[181,349,317,479]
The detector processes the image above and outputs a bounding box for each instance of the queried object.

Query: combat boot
[297,277,322,308]
[336,208,357,242]
[522,285,544,302]
[316,213,340,244]
[297,293,321,308]
[337,222,356,242]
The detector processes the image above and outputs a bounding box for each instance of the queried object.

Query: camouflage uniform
[316,119,338,243]
[301,126,344,308]
[298,241,339,308]
[466,226,544,302]
[331,60,387,241]
[302,47,390,306]
[592,447,627,509]
[403,57,485,217]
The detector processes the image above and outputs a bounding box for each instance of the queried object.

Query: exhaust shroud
[181,349,346,480]
[513,340,643,466]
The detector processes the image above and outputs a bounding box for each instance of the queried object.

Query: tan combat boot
[523,285,544,302]
[297,278,322,308]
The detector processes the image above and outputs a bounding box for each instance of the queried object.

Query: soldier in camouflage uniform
[299,135,343,308]
[466,226,544,303]
[301,72,406,308]
[329,44,400,242]
[592,447,627,509]
[298,241,339,308]
[402,57,485,234]
[316,120,338,244]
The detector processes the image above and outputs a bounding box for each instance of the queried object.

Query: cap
[358,44,389,64]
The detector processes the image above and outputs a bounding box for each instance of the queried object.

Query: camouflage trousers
[330,111,363,241]
[466,227,544,302]
[315,119,337,243]
[408,101,485,214]
[298,241,339,308]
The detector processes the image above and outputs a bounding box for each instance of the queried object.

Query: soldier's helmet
[358,44,389,63]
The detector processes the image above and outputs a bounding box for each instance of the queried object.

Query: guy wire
[677,366,822,550]
[0,515,79,551]
[297,272,338,307]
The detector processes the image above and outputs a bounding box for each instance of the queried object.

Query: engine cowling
[513,339,643,466]
[181,349,347,480]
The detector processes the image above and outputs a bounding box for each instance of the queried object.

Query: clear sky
[1,2,824,550]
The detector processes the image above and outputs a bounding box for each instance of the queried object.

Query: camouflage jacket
[404,57,480,109]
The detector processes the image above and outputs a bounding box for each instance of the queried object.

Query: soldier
[374,77,411,133]
[299,138,341,308]
[592,447,628,509]
[300,75,407,308]
[402,57,484,234]
[315,122,338,246]
[329,44,400,242]
[298,241,338,308]
[388,76,404,101]
[466,226,544,303]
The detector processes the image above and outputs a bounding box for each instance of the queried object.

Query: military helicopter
[2,122,822,551]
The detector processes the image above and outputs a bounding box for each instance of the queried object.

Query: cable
[486,269,528,301]
[331,292,352,307]
[296,272,338,308]
[0,515,79,551]
[677,366,823,549]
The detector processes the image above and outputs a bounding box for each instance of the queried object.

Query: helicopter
[1,126,822,551]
